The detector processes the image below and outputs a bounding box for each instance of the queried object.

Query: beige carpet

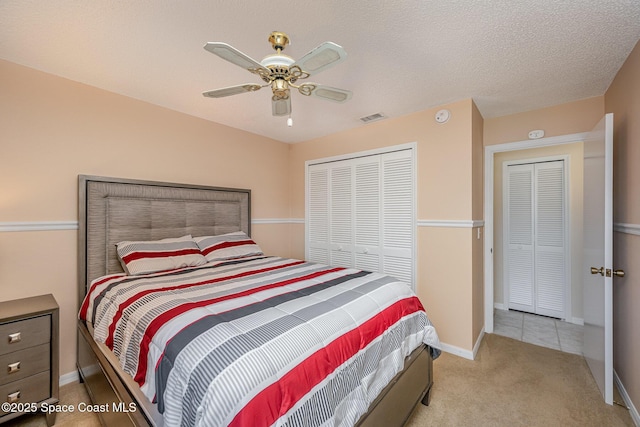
[406,333,634,427]
[7,381,99,427]
[7,333,635,426]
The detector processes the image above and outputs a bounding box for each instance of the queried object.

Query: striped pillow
[116,235,207,275]
[194,231,263,262]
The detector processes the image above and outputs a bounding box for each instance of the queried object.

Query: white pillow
[116,235,207,275]
[194,231,263,262]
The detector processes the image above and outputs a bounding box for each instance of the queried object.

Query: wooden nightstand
[0,294,59,426]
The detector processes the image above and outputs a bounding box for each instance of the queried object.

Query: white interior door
[583,113,614,405]
[505,160,567,318]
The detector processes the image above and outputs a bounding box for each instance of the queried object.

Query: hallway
[493,309,583,355]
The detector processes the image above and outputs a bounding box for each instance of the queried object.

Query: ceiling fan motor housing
[259,54,295,82]
[268,31,290,52]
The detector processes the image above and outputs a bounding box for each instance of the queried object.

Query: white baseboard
[472,328,485,360]
[615,370,640,426]
[60,370,80,386]
[493,305,584,326]
[570,317,584,326]
[439,342,475,360]
[440,330,485,361]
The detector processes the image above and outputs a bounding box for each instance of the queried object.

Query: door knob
[591,267,625,277]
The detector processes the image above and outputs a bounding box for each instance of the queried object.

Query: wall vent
[359,112,386,124]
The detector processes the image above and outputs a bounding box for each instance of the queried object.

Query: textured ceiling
[1,1,640,143]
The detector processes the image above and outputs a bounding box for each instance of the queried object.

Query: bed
[76,175,440,427]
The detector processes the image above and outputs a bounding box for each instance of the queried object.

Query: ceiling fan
[202,31,352,117]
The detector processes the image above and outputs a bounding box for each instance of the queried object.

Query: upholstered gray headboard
[78,175,250,305]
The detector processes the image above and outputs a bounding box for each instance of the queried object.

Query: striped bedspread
[80,256,441,427]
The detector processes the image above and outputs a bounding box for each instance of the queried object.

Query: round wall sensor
[435,109,450,124]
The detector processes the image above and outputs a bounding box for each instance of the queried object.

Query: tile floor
[493,308,583,355]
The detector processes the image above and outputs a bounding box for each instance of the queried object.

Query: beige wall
[492,143,584,320]
[484,96,604,146]
[471,102,485,343]
[0,60,292,377]
[289,99,484,352]
[605,39,640,414]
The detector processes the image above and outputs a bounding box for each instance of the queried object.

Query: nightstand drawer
[0,315,50,356]
[0,344,50,386]
[0,371,50,416]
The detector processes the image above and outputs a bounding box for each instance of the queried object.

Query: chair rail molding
[417,220,485,228]
[252,218,305,224]
[0,221,78,232]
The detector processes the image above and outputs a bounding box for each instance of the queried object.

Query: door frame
[502,155,571,319]
[484,132,587,333]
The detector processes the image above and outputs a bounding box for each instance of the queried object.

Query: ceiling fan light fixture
[203,32,351,117]
[272,97,291,116]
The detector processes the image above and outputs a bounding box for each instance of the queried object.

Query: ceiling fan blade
[203,84,262,98]
[292,42,347,76]
[204,42,269,73]
[299,83,352,103]
[272,97,291,116]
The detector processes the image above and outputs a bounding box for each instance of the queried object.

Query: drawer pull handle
[7,362,20,374]
[7,391,20,403]
[8,332,21,344]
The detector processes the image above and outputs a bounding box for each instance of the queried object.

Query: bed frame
[76,175,433,426]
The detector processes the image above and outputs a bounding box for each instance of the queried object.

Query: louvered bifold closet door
[381,150,414,286]
[534,161,565,318]
[506,164,535,312]
[307,166,330,264]
[330,165,354,267]
[307,148,415,289]
[354,157,382,273]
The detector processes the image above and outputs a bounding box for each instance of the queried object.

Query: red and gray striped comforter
[80,255,441,427]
